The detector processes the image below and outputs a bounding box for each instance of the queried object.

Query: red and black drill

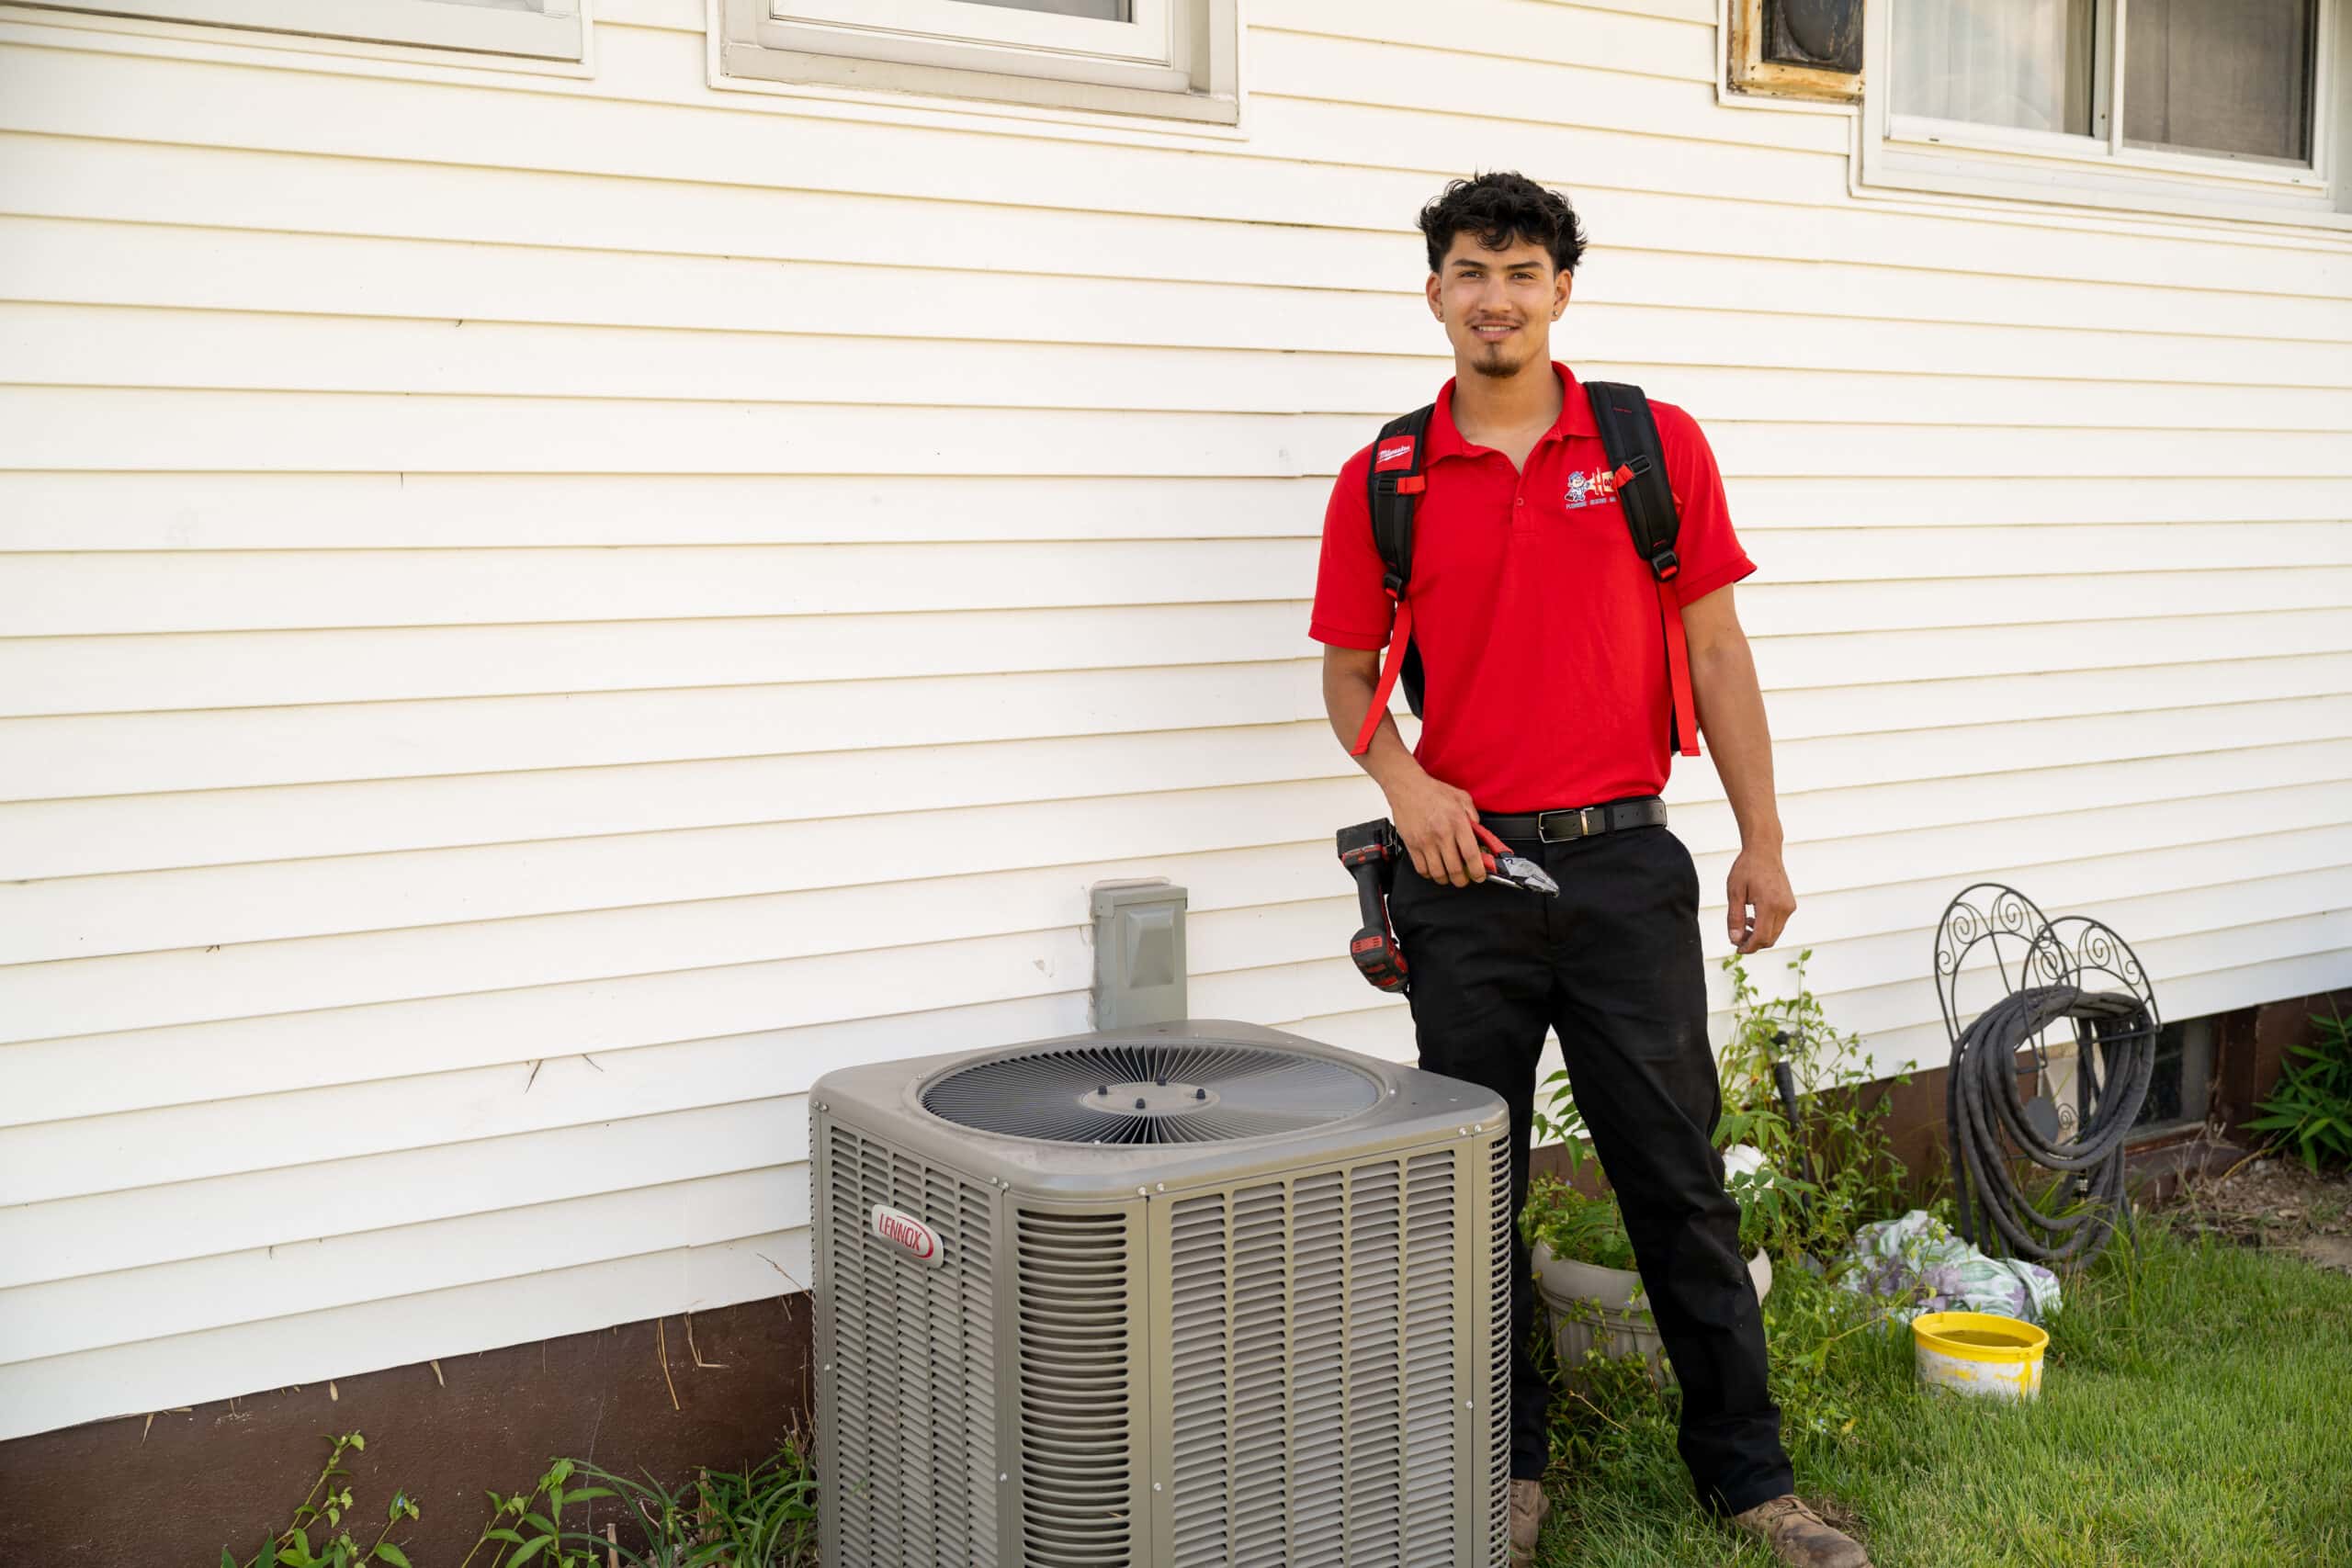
[1338,818,1411,992]
[1337,818,1560,992]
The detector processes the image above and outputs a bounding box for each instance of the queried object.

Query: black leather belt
[1480,796,1668,843]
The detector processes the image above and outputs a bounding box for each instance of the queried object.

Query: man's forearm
[1690,639,1783,851]
[1323,660,1424,795]
[1323,651,1492,885]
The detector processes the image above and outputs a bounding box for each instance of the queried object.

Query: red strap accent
[1350,596,1415,757]
[1394,475,1426,495]
[1657,578,1699,758]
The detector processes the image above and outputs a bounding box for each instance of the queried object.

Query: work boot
[1509,1478,1551,1567]
[1731,1495,1872,1567]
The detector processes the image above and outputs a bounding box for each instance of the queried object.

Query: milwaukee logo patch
[1374,439,1418,473]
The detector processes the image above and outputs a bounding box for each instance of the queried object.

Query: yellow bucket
[1912,1311,2048,1402]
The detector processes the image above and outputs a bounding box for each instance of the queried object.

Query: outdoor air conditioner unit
[810,1019,1513,1568]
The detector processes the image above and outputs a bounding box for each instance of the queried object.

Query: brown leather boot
[1508,1478,1551,1567]
[1731,1495,1872,1567]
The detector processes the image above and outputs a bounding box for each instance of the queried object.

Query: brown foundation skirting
[0,1296,814,1565]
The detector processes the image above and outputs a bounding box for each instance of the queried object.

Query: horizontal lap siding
[0,0,2346,1438]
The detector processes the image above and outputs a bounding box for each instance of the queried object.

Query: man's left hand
[1725,847,1795,953]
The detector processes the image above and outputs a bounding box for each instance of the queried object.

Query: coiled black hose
[1947,985,2157,1268]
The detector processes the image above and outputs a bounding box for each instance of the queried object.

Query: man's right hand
[1321,646,1486,886]
[1385,769,1487,886]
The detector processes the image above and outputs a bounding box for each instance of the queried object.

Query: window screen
[2123,0,2317,162]
[1892,0,2097,135]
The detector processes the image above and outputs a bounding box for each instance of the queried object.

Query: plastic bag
[1837,1210,2061,1325]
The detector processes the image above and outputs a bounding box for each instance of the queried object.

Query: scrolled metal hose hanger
[1933,884,2161,1268]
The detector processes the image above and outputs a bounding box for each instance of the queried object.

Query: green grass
[1534,1221,2352,1568]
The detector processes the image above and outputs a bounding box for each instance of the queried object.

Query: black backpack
[1346,380,1700,761]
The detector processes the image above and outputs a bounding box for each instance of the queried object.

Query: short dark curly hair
[1417,172,1587,276]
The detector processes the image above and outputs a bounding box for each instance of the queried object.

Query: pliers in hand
[1473,822,1559,897]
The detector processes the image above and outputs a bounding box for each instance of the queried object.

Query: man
[1309,172,1870,1568]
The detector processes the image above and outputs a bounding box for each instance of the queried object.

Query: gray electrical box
[1090,880,1187,1029]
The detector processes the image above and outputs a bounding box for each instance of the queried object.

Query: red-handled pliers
[1473,822,1560,897]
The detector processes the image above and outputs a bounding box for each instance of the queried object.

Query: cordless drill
[1337,818,1408,992]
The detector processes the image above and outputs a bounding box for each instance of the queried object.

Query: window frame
[24,0,586,60]
[716,0,1239,127]
[777,0,1171,70]
[2127,1014,2217,1141]
[1859,0,2351,230]
[1728,0,1861,105]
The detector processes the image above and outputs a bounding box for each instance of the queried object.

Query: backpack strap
[1586,381,1701,758]
[1350,404,1436,757]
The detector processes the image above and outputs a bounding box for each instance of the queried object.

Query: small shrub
[2247,1006,2352,1172]
[1716,949,1911,1258]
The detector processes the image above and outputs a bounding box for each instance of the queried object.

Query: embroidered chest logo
[1563,467,1618,511]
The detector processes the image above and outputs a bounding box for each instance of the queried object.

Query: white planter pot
[1532,1240,1772,1386]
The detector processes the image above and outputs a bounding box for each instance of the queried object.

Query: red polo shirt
[1309,364,1755,814]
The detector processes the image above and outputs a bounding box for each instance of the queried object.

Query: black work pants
[1386,818,1792,1515]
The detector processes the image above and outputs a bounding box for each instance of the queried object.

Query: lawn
[1531,1216,2352,1568]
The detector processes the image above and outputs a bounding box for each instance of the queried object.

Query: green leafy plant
[515,1445,818,1568]
[693,1442,820,1567]
[2247,1005,2352,1172]
[545,1462,724,1568]
[1521,1173,1639,1271]
[1753,1254,1883,1440]
[225,1436,818,1568]
[1724,1156,1806,1258]
[1715,948,1910,1257]
[467,1447,820,1568]
[1530,1066,1599,1184]
[220,1432,419,1568]
[459,1457,615,1568]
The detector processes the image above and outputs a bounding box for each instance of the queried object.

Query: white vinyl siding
[0,0,2347,1440]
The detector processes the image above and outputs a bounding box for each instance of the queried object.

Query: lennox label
[871,1203,943,1266]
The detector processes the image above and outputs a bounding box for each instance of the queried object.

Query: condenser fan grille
[920,1042,1383,1145]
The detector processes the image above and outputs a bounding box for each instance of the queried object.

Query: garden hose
[1946,984,2157,1268]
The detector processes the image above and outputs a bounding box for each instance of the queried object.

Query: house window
[717,0,1239,125]
[2125,0,2319,161]
[1860,0,2349,226]
[1894,0,2317,161]
[1730,0,1864,103]
[2131,1014,2216,1135]
[23,0,587,60]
